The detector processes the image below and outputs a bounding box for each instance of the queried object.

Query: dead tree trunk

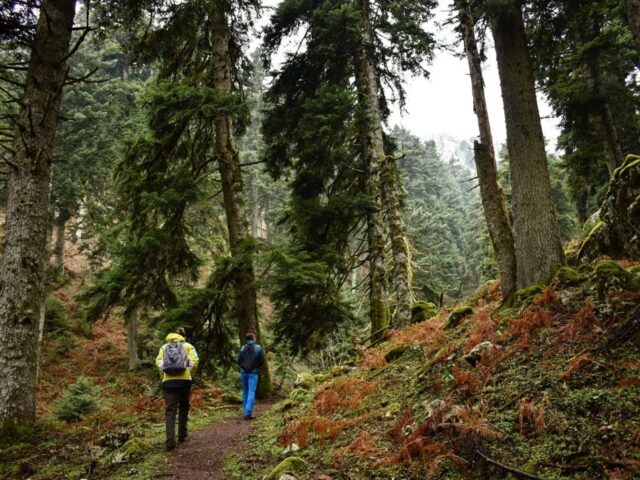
[488,0,565,289]
[210,3,273,398]
[455,0,517,297]
[0,0,76,432]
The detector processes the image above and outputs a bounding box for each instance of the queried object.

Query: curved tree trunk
[210,3,273,398]
[488,0,565,289]
[0,0,76,432]
[456,0,517,297]
[353,0,390,336]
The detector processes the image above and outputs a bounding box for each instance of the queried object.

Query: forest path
[159,401,272,479]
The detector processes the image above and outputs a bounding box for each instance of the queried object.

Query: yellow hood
[165,333,185,343]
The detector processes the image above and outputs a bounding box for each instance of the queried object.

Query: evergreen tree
[486,0,565,289]
[262,0,436,341]
[453,0,517,297]
[0,0,77,432]
[526,0,640,221]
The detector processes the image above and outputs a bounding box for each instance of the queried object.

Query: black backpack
[161,342,189,375]
[239,344,259,372]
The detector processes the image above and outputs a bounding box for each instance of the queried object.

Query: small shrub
[54,377,101,423]
[518,398,547,436]
[44,295,68,335]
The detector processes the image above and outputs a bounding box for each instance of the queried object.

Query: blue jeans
[241,371,259,417]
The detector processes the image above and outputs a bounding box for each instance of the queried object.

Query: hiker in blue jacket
[237,331,265,420]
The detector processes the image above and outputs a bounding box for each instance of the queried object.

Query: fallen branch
[476,450,547,480]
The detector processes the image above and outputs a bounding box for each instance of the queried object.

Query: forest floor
[160,402,273,480]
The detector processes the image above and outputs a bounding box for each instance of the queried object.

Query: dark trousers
[162,383,191,446]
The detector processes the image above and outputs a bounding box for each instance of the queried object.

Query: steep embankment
[227,260,640,480]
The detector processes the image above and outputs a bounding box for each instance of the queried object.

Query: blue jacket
[237,340,264,374]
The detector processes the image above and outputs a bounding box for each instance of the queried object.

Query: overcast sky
[258,0,561,152]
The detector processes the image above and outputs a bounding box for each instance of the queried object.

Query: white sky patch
[257,0,561,152]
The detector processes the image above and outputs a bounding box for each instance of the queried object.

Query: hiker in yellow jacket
[156,327,199,451]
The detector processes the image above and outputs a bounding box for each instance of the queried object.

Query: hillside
[223,260,640,480]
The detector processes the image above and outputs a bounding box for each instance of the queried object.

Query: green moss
[512,285,544,306]
[612,154,640,183]
[295,372,327,389]
[411,301,438,323]
[553,266,585,285]
[593,260,638,300]
[384,344,410,362]
[263,456,309,480]
[289,388,313,404]
[120,437,151,459]
[446,306,473,329]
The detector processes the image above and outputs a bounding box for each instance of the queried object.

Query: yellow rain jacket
[156,333,199,382]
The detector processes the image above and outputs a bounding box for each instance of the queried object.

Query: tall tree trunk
[54,208,70,273]
[37,207,55,383]
[353,0,390,336]
[456,0,517,297]
[623,0,640,64]
[210,4,273,398]
[0,0,76,432]
[125,308,139,371]
[380,157,412,326]
[488,0,565,289]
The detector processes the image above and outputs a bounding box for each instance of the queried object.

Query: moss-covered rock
[592,260,638,300]
[446,306,473,329]
[553,266,585,286]
[119,437,151,459]
[294,372,326,389]
[578,155,640,261]
[384,344,410,362]
[411,301,438,323]
[262,456,309,480]
[512,285,544,306]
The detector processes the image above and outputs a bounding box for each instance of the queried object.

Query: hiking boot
[244,414,256,420]
[166,440,176,451]
[178,436,188,444]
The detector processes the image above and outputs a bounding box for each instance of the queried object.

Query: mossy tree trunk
[456,0,517,298]
[578,155,640,261]
[488,0,565,289]
[381,157,412,326]
[353,0,390,336]
[0,0,76,432]
[210,3,272,398]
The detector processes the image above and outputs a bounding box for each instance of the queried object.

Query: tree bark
[37,207,55,383]
[353,0,390,335]
[209,3,273,398]
[0,0,76,432]
[488,0,565,289]
[456,0,517,297]
[125,308,139,371]
[381,157,412,326]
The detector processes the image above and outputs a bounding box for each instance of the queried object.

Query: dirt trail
[159,402,271,480]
